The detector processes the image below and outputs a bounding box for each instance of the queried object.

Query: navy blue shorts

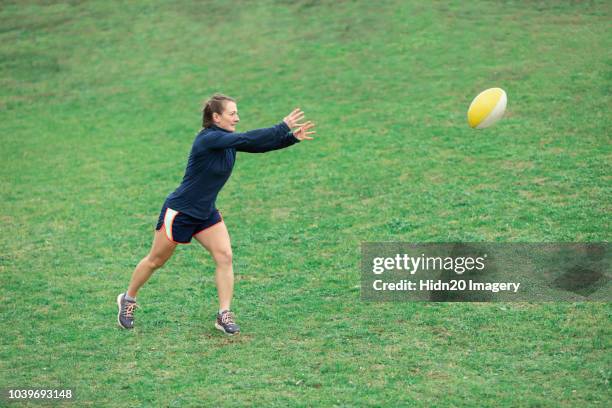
[155,201,223,244]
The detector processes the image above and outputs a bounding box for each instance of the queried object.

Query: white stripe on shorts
[163,208,179,242]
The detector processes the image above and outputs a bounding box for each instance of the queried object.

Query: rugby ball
[467,88,507,129]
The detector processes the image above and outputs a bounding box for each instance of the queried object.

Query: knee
[214,248,233,267]
[145,254,167,270]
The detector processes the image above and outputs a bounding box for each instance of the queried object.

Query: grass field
[1,0,611,406]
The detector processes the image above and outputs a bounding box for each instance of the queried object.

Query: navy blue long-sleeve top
[165,122,299,220]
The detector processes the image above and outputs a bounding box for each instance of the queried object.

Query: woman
[117,94,315,335]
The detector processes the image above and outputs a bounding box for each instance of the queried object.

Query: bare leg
[193,221,233,311]
[127,229,177,298]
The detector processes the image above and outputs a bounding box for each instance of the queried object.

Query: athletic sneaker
[215,310,240,335]
[117,293,138,329]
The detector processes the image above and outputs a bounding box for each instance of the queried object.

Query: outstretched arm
[239,111,316,153]
[201,122,291,151]
[201,108,315,153]
[236,130,299,153]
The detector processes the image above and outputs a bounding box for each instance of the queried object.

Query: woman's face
[214,101,240,132]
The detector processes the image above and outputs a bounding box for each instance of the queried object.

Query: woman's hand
[283,108,305,129]
[284,108,315,141]
[293,121,316,141]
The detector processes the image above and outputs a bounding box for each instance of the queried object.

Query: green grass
[1,0,610,406]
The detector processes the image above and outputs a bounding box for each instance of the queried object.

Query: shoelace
[124,302,138,319]
[221,311,235,325]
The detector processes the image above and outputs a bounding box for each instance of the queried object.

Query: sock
[219,309,228,315]
[124,293,136,302]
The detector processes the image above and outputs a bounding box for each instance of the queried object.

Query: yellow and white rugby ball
[467,88,507,129]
